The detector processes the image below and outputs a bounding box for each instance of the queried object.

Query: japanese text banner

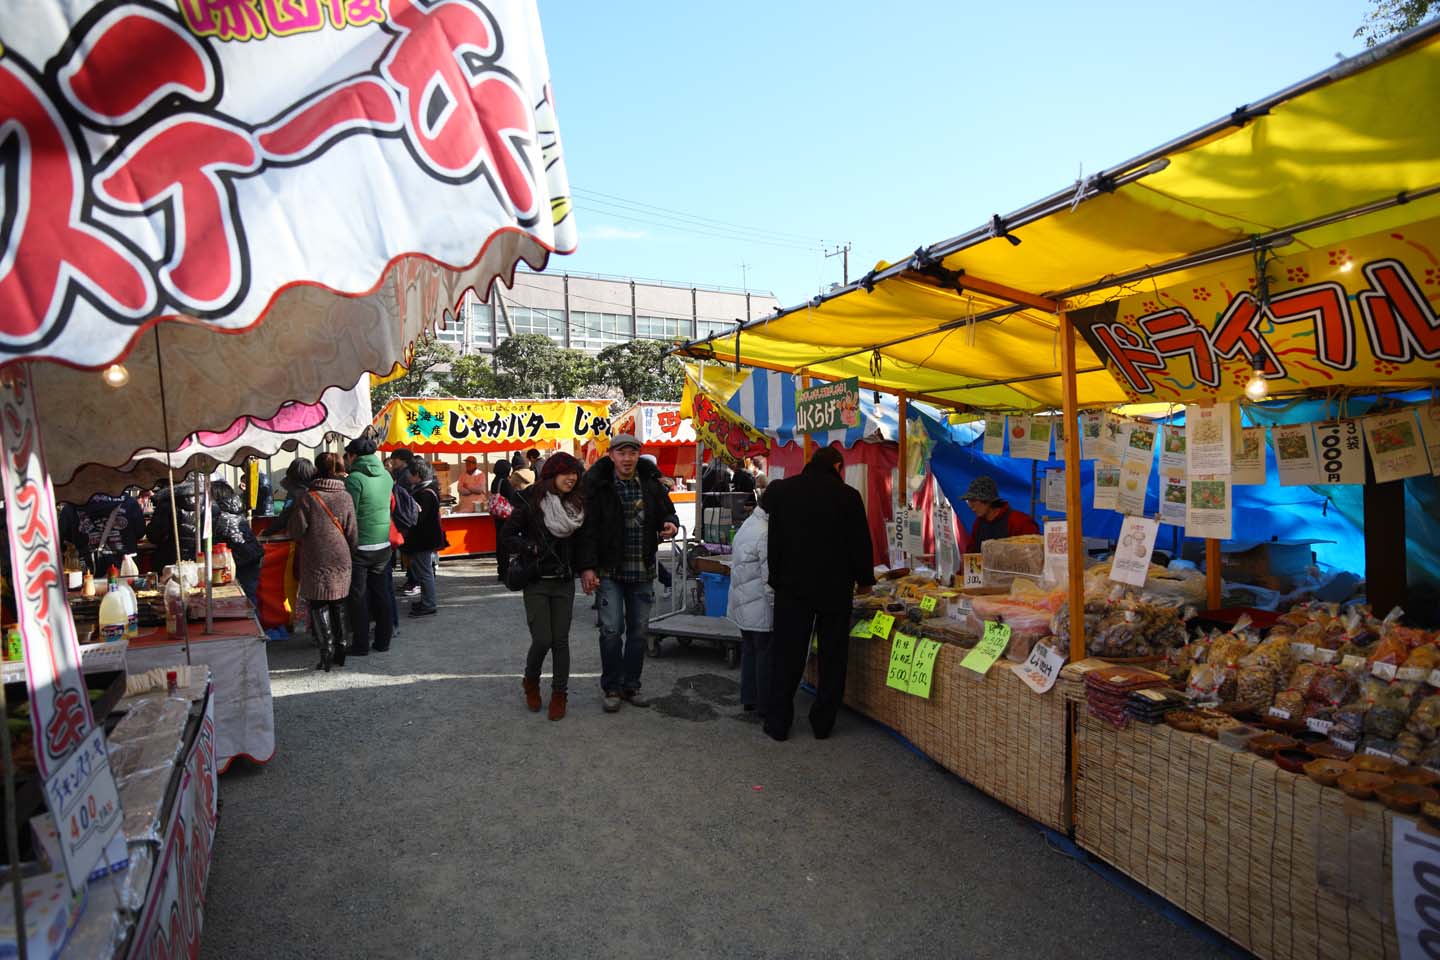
[0,0,575,368]
[375,398,613,450]
[1073,220,1440,403]
[690,391,771,467]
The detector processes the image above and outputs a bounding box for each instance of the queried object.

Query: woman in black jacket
[401,460,446,616]
[499,452,585,721]
[489,460,516,583]
[211,481,264,604]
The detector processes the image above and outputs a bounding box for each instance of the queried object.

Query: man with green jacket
[344,435,396,655]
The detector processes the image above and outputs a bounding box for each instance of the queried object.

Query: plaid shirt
[612,475,653,583]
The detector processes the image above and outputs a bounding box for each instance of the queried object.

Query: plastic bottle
[109,567,139,639]
[98,572,128,644]
[119,554,139,578]
[164,578,187,639]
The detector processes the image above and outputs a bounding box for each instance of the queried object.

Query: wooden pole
[1205,538,1222,609]
[897,393,909,506]
[1059,314,1086,663]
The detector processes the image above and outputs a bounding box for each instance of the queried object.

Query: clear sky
[537,1,1375,306]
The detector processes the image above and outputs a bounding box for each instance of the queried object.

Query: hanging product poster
[1314,420,1365,485]
[1123,421,1157,468]
[933,493,959,585]
[1274,423,1321,486]
[1232,427,1268,486]
[1159,475,1189,527]
[983,414,1006,455]
[1363,409,1431,483]
[1111,516,1160,587]
[1043,521,1068,585]
[1094,466,1120,510]
[1052,415,1066,450]
[1080,411,1103,460]
[1044,469,1067,514]
[1159,425,1186,477]
[1187,475,1234,539]
[1115,458,1152,516]
[1099,413,1124,464]
[1185,402,1232,476]
[1420,403,1440,476]
[1009,415,1050,460]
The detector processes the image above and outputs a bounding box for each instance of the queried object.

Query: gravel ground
[202,559,1235,959]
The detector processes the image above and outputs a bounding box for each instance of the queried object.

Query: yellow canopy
[678,27,1440,409]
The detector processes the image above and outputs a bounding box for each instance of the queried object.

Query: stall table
[440,511,497,558]
[127,618,275,772]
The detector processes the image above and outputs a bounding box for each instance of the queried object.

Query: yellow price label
[960,621,1012,677]
[869,612,896,639]
[849,619,873,638]
[919,596,938,614]
[886,632,917,691]
[908,639,943,698]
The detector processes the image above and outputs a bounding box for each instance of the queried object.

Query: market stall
[680,23,1440,960]
[1,0,577,953]
[372,397,614,557]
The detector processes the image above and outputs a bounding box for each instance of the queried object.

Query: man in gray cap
[960,475,1039,552]
[576,433,679,713]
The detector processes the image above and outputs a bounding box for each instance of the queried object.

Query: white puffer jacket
[726,508,773,631]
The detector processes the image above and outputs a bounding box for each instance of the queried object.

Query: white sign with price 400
[44,726,125,893]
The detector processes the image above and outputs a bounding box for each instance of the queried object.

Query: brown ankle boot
[523,677,542,712]
[548,690,567,721]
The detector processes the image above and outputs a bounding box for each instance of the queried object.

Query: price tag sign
[1012,641,1067,694]
[1332,738,1357,754]
[908,639,943,698]
[1373,661,1399,681]
[1399,667,1428,682]
[1290,642,1316,661]
[1313,649,1338,665]
[869,612,896,639]
[960,621,1012,677]
[1428,670,1440,689]
[1306,718,1334,735]
[1366,746,1396,760]
[962,554,984,589]
[919,596,938,615]
[42,728,124,894]
[849,619,873,639]
[1342,654,1367,671]
[1268,707,1291,720]
[886,632,918,692]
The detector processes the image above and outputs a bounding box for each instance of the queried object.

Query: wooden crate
[1074,715,1398,960]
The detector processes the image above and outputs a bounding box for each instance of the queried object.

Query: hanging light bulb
[1244,361,1269,402]
[102,363,130,388]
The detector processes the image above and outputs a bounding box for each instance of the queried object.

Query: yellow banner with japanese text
[374,398,613,451]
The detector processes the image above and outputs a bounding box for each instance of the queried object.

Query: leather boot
[548,689,567,721]
[331,602,350,668]
[522,677,542,712]
[312,606,335,672]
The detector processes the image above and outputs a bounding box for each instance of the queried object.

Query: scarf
[540,492,585,537]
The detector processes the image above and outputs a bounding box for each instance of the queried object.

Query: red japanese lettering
[45,687,88,759]
[1358,259,1440,361]
[1091,323,1166,394]
[97,118,260,309]
[657,410,683,437]
[1209,292,1285,376]
[0,60,154,343]
[1138,308,1219,387]
[58,8,215,127]
[258,77,401,159]
[1268,283,1354,370]
[383,0,539,219]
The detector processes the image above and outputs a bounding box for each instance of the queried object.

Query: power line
[572,186,825,244]
[500,278,760,324]
[572,200,825,252]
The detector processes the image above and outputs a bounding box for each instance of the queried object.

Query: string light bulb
[1244,361,1269,402]
[102,363,130,388]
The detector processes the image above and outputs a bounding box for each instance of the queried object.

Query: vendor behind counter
[961,475,1039,552]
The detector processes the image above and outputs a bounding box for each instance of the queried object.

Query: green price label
[919,596,938,614]
[849,619,873,638]
[869,612,896,639]
[908,639,943,698]
[886,632,917,691]
[959,621,1012,677]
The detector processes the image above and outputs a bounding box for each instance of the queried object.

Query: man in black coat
[761,446,875,741]
[575,434,679,713]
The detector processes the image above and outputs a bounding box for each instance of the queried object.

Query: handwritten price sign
[908,639,943,698]
[1012,641,1066,694]
[919,596,938,614]
[870,612,896,639]
[850,619,873,638]
[886,632,918,691]
[43,727,124,892]
[961,621,1012,677]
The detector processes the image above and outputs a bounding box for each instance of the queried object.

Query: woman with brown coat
[288,453,358,671]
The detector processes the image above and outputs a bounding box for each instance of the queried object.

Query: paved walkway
[202,560,1233,959]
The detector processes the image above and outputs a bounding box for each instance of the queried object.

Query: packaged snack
[1186,663,1226,703]
[1368,634,1409,667]
[1365,681,1425,740]
[1408,695,1440,742]
[1405,645,1440,671]
[1273,689,1306,716]
[1305,666,1354,707]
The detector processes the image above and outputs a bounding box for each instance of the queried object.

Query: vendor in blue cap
[961,475,1039,551]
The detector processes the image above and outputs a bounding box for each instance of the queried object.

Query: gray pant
[523,577,575,691]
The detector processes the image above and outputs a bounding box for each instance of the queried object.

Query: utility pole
[739,261,751,291]
[825,242,852,285]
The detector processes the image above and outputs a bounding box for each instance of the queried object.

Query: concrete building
[436,268,781,355]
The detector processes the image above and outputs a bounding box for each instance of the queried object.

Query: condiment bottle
[82,568,95,597]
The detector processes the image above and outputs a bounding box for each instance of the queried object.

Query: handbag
[503,548,539,591]
[490,493,514,519]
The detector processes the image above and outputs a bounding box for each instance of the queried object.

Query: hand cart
[646,524,742,667]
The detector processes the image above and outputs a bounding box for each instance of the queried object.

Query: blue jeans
[740,629,772,711]
[411,549,438,610]
[597,578,652,694]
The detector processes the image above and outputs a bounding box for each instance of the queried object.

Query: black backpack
[390,483,420,534]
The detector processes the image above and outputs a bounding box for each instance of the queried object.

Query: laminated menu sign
[1044,469,1067,513]
[1093,465,1120,510]
[1420,403,1440,476]
[886,632,918,691]
[1111,516,1159,587]
[1009,415,1050,460]
[983,414,1006,455]
[908,639,943,698]
[1080,410,1103,460]
[960,621,1012,677]
[1274,423,1321,486]
[1185,403,1232,476]
[1159,475,1189,527]
[1314,420,1365,485]
[1363,409,1431,483]
[1232,427,1268,486]
[1043,521,1067,585]
[962,554,984,588]
[1159,425,1187,477]
[1186,475,1233,539]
